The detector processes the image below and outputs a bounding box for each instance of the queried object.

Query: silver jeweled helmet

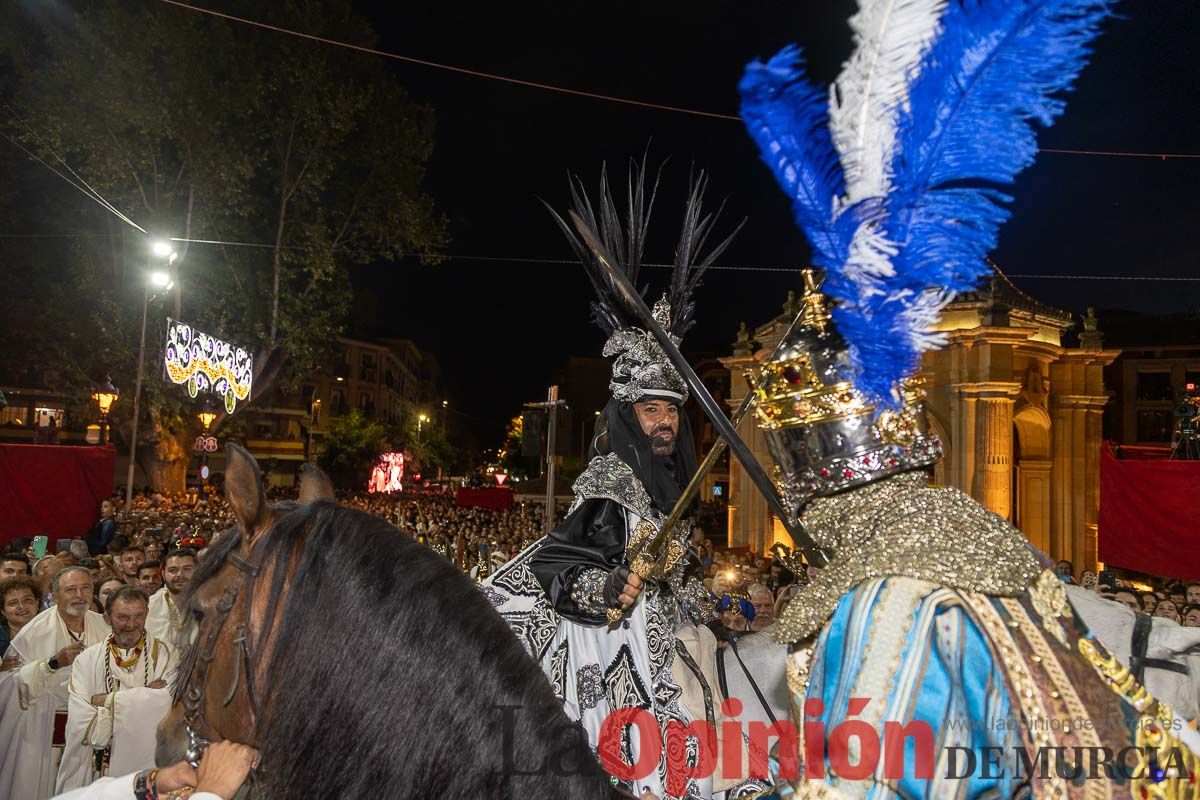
[749,271,943,518]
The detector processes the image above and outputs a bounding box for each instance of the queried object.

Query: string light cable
[156,0,1200,161]
[2,104,148,234]
[0,230,1194,281]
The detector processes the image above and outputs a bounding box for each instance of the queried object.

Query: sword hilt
[605,552,656,628]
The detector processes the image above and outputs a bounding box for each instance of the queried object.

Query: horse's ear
[224,443,269,541]
[298,463,335,505]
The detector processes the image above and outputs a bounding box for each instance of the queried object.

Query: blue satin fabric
[792,578,1027,798]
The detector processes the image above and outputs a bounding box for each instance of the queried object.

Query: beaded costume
[733,0,1200,797]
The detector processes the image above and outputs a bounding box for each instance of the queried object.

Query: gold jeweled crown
[749,271,943,517]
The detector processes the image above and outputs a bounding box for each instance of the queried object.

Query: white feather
[896,287,952,353]
[830,0,947,203]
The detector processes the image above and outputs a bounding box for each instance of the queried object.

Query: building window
[359,391,375,416]
[331,388,347,416]
[0,406,28,427]
[1136,371,1173,402]
[1187,370,1200,392]
[1136,409,1174,443]
[34,407,64,427]
[360,353,378,383]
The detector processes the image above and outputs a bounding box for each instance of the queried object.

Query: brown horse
[157,444,617,798]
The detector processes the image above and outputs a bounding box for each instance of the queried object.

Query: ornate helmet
[737,2,1112,517]
[546,159,743,406]
[750,270,942,515]
[602,296,688,403]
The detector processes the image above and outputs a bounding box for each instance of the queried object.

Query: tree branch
[105,126,152,212]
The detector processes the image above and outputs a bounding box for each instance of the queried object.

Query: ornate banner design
[164,320,253,413]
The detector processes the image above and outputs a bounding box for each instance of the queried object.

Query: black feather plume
[546,157,742,340]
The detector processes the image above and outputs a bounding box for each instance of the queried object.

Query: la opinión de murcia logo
[494,698,1195,793]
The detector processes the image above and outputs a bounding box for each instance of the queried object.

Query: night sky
[300,2,1200,443]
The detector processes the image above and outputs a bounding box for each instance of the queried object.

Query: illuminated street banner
[164,320,253,413]
[368,452,405,494]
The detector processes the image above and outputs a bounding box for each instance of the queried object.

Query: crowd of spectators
[1054,558,1200,627]
[7,488,1200,667]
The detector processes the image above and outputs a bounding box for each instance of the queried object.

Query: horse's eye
[193,608,205,623]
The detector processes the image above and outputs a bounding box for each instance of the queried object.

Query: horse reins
[181,543,266,768]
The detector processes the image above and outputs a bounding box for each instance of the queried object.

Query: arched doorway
[1012,403,1052,552]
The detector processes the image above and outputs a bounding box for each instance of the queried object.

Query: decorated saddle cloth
[764,475,1200,800]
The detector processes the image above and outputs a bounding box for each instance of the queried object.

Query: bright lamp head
[151,240,174,258]
[149,271,172,288]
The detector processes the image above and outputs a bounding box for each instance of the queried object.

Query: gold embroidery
[999,598,1109,800]
[961,592,1067,800]
[1077,637,1200,800]
[1027,570,1070,648]
[1077,638,1152,713]
[625,519,656,558]
[661,538,688,578]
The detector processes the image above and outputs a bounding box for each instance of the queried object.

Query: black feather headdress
[545,158,743,403]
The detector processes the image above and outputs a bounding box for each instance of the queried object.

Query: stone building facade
[721,268,1118,573]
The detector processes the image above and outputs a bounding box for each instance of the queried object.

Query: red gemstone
[783,366,804,384]
[819,468,830,478]
[843,469,854,479]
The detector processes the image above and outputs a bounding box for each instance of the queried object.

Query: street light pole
[125,286,149,508]
[125,254,174,508]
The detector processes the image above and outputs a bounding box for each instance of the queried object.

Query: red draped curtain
[0,444,115,546]
[1099,441,1200,580]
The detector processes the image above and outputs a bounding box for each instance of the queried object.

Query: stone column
[721,349,760,551]
[960,383,1017,522]
[975,394,1017,519]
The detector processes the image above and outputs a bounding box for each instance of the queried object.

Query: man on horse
[735,1,1200,794]
[484,162,765,800]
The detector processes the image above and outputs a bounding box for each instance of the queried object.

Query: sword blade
[569,211,829,567]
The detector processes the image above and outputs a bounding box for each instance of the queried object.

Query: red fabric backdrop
[1099,441,1200,580]
[455,487,514,511]
[0,444,115,546]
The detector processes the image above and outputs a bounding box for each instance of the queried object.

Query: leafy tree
[0,0,445,489]
[318,409,387,488]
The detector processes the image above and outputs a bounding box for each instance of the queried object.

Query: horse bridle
[181,541,266,769]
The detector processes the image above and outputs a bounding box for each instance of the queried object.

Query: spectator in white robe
[145,549,197,654]
[55,586,175,793]
[0,566,109,800]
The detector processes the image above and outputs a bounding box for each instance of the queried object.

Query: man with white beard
[0,566,109,799]
[145,549,197,653]
[55,585,175,793]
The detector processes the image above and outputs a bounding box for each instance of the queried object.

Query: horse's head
[156,443,335,766]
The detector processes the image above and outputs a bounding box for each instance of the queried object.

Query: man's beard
[113,629,142,648]
[649,426,676,456]
[62,601,88,618]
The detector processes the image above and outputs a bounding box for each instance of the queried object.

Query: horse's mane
[244,501,613,798]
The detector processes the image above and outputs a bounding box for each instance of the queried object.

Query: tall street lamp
[126,259,175,507]
[92,377,119,445]
[417,413,429,443]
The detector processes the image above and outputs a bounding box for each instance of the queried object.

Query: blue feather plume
[850,0,1116,401]
[738,46,850,271]
[741,0,1115,405]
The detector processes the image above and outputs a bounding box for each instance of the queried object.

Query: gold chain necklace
[107,633,146,670]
